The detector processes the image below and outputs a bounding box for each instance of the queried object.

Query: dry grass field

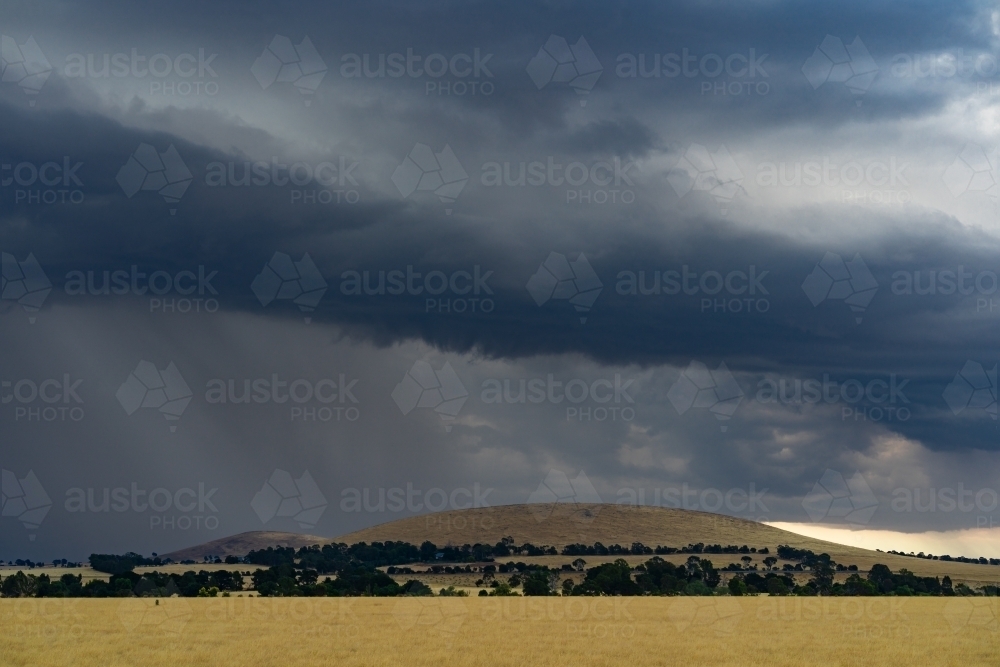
[2,597,997,667]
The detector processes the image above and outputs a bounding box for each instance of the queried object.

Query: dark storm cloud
[3,0,1000,558]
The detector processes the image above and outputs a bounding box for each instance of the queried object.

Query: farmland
[2,597,997,667]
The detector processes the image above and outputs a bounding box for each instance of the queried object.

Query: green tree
[867,564,895,594]
[766,577,789,596]
[1,571,38,598]
[809,561,835,594]
[522,571,552,596]
[489,582,519,596]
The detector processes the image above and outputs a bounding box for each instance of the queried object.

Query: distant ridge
[161,530,327,562]
[158,504,1000,583]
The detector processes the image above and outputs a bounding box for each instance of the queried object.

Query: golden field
[2,597,997,667]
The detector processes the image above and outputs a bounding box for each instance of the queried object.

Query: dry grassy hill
[339,503,795,549]
[161,504,1000,585]
[161,530,326,562]
[342,503,1000,584]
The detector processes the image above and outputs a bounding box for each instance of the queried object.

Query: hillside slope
[161,531,327,562]
[161,505,1000,583]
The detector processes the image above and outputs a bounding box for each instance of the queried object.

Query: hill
[161,504,1000,584]
[161,530,327,562]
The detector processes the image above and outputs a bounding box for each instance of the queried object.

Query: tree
[728,577,748,596]
[684,580,712,596]
[419,541,438,561]
[1,571,38,597]
[763,557,778,570]
[401,580,432,596]
[522,571,552,596]
[766,577,789,596]
[572,559,641,596]
[489,582,519,596]
[809,561,835,594]
[700,560,721,589]
[842,574,875,596]
[867,564,894,594]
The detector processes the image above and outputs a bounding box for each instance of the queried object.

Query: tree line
[0,540,996,598]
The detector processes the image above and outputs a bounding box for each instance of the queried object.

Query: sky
[1,0,1000,561]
